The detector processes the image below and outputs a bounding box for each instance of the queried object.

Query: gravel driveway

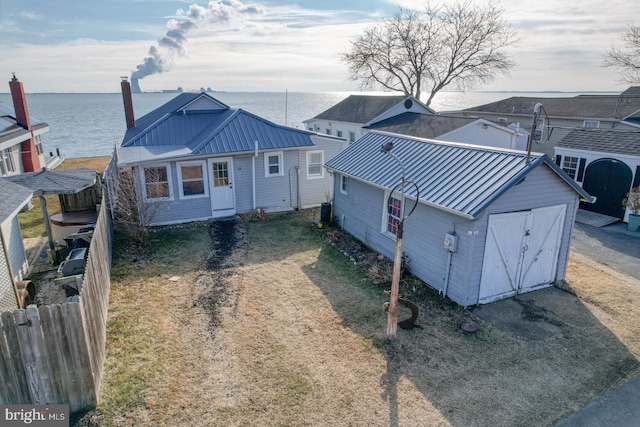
[571,221,640,279]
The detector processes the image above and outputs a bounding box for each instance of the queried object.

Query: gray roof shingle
[308,95,410,123]
[0,179,33,224]
[556,128,640,156]
[462,88,640,120]
[364,113,483,138]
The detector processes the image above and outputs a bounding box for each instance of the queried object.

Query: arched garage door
[580,158,632,219]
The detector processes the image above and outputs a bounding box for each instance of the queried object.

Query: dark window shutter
[577,158,587,182]
[555,155,562,166]
[633,166,640,188]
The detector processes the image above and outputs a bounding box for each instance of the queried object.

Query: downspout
[288,166,300,210]
[252,141,258,210]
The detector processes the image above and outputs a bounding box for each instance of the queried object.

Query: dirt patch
[194,218,248,334]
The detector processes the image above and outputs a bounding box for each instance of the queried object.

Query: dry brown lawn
[76,210,640,427]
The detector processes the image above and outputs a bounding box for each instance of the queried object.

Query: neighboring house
[364,113,528,150]
[0,75,48,177]
[116,79,343,226]
[554,128,640,221]
[303,95,436,143]
[0,179,33,312]
[325,131,592,306]
[452,87,640,158]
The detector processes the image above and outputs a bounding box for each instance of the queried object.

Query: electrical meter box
[444,233,458,252]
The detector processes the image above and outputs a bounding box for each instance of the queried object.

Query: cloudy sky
[0,0,637,93]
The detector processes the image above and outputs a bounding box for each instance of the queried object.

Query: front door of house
[208,158,235,217]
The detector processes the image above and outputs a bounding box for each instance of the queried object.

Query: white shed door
[479,205,566,304]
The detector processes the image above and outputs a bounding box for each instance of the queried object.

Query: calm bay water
[0,90,600,159]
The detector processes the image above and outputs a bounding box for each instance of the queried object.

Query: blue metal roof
[325,131,593,219]
[120,92,315,162]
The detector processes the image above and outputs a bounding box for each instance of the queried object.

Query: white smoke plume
[131,0,264,81]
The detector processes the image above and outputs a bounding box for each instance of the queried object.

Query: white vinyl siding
[177,161,208,198]
[307,151,324,179]
[264,151,283,177]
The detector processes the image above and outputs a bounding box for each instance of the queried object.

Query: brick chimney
[9,73,41,172]
[121,77,136,129]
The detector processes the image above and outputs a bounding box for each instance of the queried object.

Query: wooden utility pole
[386,220,404,338]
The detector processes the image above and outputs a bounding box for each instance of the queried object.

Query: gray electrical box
[444,233,458,252]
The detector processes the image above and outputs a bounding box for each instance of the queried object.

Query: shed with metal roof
[554,128,640,222]
[117,87,345,226]
[325,131,593,306]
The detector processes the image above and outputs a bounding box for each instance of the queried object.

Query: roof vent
[404,99,413,109]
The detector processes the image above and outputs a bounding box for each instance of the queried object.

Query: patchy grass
[76,210,640,426]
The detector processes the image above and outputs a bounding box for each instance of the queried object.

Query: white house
[0,179,33,312]
[451,87,640,158]
[555,128,640,222]
[364,113,528,150]
[0,74,48,177]
[303,94,436,144]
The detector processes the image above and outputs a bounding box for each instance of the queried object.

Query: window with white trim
[562,156,579,179]
[0,148,16,176]
[340,175,348,194]
[34,135,44,155]
[336,130,343,138]
[326,128,332,135]
[265,151,283,177]
[307,150,324,179]
[142,165,172,201]
[583,120,600,128]
[349,131,356,143]
[178,161,207,198]
[385,195,402,236]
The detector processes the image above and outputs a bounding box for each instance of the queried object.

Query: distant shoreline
[0,90,622,96]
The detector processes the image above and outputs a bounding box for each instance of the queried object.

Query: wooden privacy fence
[0,157,115,413]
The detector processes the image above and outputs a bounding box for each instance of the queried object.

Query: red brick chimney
[9,73,41,172]
[121,77,136,129]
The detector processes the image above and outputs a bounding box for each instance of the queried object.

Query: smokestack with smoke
[130,0,264,86]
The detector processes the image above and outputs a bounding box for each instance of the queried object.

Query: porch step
[575,209,620,228]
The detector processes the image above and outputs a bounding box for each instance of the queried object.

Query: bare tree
[112,168,166,244]
[604,24,640,84]
[339,1,518,106]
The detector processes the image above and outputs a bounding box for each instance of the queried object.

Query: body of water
[0,90,610,159]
